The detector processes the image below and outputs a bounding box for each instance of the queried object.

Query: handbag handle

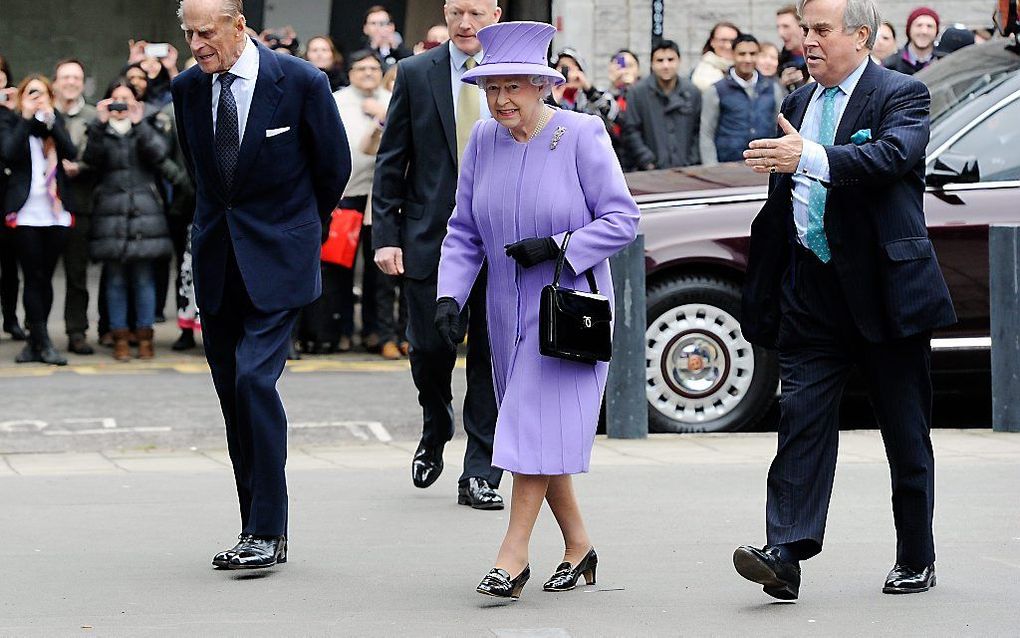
[552,232,599,294]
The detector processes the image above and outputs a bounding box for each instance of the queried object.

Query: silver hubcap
[646,303,755,426]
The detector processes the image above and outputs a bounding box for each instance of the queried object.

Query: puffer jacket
[82,118,173,262]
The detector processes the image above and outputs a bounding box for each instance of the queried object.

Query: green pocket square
[851,128,872,145]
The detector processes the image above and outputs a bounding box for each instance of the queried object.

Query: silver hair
[798,0,880,49]
[177,0,244,23]
[474,74,555,99]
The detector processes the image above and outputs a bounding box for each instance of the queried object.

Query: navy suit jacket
[171,39,351,314]
[741,59,956,347]
[371,43,461,280]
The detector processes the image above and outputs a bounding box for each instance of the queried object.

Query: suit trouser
[61,215,91,337]
[0,224,20,329]
[201,247,296,537]
[404,267,501,487]
[767,245,936,568]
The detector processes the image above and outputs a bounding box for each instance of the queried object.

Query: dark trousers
[766,245,935,568]
[15,226,69,326]
[202,245,297,537]
[62,215,91,336]
[375,271,406,344]
[404,268,500,486]
[0,224,20,329]
[335,198,379,340]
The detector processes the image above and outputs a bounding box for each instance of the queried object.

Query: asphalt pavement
[2,431,1019,636]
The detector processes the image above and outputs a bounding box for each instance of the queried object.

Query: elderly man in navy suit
[171,0,350,570]
[733,0,956,599]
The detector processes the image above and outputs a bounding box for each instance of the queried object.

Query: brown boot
[136,328,155,359]
[111,329,132,362]
[380,341,401,360]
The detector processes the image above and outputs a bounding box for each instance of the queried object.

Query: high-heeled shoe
[543,547,598,591]
[477,565,531,599]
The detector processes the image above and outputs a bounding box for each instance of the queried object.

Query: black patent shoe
[458,478,504,510]
[883,563,936,594]
[733,545,801,600]
[477,565,531,599]
[543,547,598,591]
[412,441,444,488]
[227,535,287,569]
[212,534,252,569]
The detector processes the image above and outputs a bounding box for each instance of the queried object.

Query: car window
[944,96,1020,182]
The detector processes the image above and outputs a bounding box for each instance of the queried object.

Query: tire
[645,274,778,433]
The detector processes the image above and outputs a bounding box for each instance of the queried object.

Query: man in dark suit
[733,0,956,599]
[171,0,350,570]
[372,0,504,510]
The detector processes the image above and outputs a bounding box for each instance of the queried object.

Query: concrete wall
[552,0,997,86]
[0,0,189,100]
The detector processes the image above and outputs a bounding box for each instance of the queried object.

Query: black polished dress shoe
[227,535,287,569]
[212,534,252,569]
[543,547,598,591]
[412,441,444,488]
[883,563,935,594]
[477,565,531,599]
[733,545,801,600]
[458,477,504,510]
[171,330,196,351]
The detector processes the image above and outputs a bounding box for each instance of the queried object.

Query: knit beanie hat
[906,7,940,40]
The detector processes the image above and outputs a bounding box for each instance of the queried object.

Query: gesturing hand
[434,297,465,352]
[504,236,558,268]
[743,114,803,175]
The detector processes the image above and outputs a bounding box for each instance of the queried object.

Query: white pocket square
[265,126,291,138]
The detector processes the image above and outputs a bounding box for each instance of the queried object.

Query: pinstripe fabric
[745,60,950,568]
[766,249,936,567]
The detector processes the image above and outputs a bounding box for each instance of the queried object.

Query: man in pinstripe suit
[733,0,956,599]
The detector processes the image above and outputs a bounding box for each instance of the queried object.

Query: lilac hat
[461,22,565,85]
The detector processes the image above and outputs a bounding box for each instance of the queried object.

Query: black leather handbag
[539,232,612,364]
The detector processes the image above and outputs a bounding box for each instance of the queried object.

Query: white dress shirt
[449,41,490,120]
[212,37,259,143]
[792,56,870,247]
[17,113,71,227]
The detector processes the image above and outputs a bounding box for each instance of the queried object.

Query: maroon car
[630,47,1020,433]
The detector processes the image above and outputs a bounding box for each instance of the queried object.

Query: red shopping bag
[320,208,363,268]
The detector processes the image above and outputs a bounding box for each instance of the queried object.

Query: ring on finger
[769,166,777,174]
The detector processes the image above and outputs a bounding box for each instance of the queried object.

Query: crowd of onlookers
[0,3,994,365]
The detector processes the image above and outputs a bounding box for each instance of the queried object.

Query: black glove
[434,297,465,352]
[504,236,559,268]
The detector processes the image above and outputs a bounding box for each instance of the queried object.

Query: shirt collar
[60,96,86,117]
[905,45,934,65]
[814,55,869,102]
[729,68,759,89]
[214,36,258,84]
[449,40,483,71]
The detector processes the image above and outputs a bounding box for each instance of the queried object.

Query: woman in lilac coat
[435,22,640,600]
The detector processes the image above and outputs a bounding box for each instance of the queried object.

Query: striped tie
[805,86,841,262]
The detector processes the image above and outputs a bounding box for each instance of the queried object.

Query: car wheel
[645,275,778,433]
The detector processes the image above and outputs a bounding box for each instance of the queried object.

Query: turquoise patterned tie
[805,86,841,262]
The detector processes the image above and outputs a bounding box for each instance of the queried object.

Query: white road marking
[289,421,392,442]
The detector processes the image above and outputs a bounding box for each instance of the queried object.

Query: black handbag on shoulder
[539,232,612,364]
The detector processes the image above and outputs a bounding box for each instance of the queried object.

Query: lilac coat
[437,109,640,475]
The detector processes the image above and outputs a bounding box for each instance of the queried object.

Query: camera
[614,54,627,68]
[108,102,128,112]
[27,88,42,97]
[559,65,571,79]
[144,42,170,59]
